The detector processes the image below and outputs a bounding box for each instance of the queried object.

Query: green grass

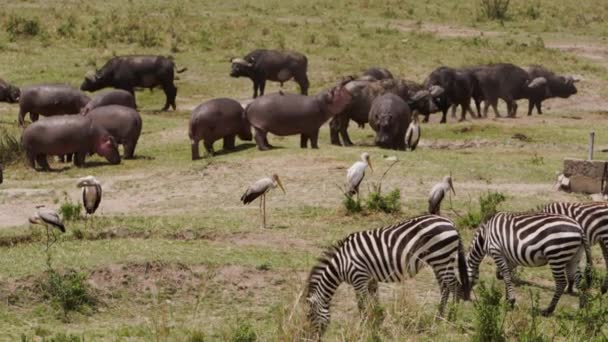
[0,0,608,340]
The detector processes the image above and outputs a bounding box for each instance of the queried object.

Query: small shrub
[473,281,506,342]
[0,128,23,165]
[479,0,510,20]
[188,330,206,342]
[5,15,42,40]
[39,269,95,317]
[230,319,257,342]
[556,290,608,339]
[342,196,362,214]
[479,191,506,222]
[365,189,401,214]
[59,197,82,222]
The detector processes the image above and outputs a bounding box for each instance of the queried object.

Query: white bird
[405,114,421,151]
[346,152,373,199]
[29,207,65,233]
[428,175,455,215]
[241,174,286,228]
[77,175,102,215]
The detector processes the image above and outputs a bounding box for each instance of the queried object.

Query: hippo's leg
[191,139,200,160]
[396,132,406,150]
[123,141,137,159]
[329,117,342,146]
[254,128,270,151]
[339,121,354,147]
[18,109,27,127]
[310,130,320,149]
[74,152,86,167]
[36,154,50,171]
[300,134,309,148]
[223,135,236,150]
[26,151,36,169]
[295,73,310,95]
[203,140,215,156]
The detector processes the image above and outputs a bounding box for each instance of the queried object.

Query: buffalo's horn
[411,90,430,101]
[567,75,581,83]
[231,58,252,67]
[528,77,547,88]
[85,71,97,81]
[344,80,369,94]
[429,85,444,96]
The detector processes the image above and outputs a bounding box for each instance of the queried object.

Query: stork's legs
[263,194,267,229]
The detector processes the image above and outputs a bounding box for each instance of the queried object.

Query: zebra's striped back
[306,214,469,336]
[467,211,591,315]
[542,202,608,244]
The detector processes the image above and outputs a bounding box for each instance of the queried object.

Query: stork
[428,175,455,215]
[29,207,65,252]
[346,152,373,200]
[77,175,102,229]
[241,174,286,228]
[405,114,421,151]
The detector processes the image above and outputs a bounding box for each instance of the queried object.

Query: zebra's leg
[492,252,516,307]
[353,277,375,314]
[437,283,450,317]
[543,262,568,316]
[601,242,608,294]
[566,244,585,295]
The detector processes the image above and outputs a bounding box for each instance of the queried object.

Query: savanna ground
[0,0,608,340]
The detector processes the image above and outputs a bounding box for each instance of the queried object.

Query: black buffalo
[230,49,309,98]
[0,78,20,103]
[80,55,186,111]
[526,65,578,115]
[424,66,476,123]
[472,63,549,118]
[361,67,394,81]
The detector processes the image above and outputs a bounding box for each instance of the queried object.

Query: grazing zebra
[542,202,608,293]
[305,215,470,337]
[467,212,593,316]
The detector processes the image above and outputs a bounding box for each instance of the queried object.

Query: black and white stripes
[306,215,470,336]
[467,212,592,316]
[542,202,608,293]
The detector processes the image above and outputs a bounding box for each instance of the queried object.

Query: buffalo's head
[80,71,104,92]
[5,85,20,103]
[551,75,579,98]
[409,89,438,114]
[230,58,254,78]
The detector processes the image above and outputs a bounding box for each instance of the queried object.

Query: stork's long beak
[28,217,38,225]
[367,158,373,172]
[277,177,286,194]
[449,180,456,196]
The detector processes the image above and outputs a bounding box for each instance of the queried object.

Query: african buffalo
[230,49,309,98]
[0,79,20,103]
[81,55,186,111]
[472,63,549,118]
[424,66,476,123]
[526,65,578,115]
[362,67,394,81]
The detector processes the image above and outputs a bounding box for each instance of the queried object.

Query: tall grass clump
[0,128,23,164]
[58,193,82,222]
[229,319,257,342]
[365,188,401,214]
[473,281,506,342]
[480,0,510,20]
[457,191,506,228]
[5,15,42,40]
[39,269,96,318]
[556,290,608,340]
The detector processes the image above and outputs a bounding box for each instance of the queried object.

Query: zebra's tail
[582,232,594,287]
[457,241,471,301]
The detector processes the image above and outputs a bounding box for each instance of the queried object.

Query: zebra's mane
[305,238,348,298]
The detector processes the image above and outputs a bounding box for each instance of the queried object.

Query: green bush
[556,290,608,339]
[473,281,506,342]
[480,0,510,20]
[59,198,81,222]
[366,189,401,214]
[0,128,23,165]
[230,319,257,342]
[39,269,95,317]
[5,15,42,40]
[457,191,506,228]
[342,196,362,214]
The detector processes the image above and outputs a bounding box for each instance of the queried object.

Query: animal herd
[1,47,597,340]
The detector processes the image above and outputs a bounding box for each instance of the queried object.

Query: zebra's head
[306,294,330,337]
[467,224,488,286]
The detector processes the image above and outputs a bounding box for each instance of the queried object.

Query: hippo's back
[245,93,321,135]
[87,105,141,142]
[85,89,136,113]
[22,115,93,154]
[20,84,89,114]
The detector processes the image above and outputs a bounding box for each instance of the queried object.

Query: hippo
[369,93,411,150]
[0,79,20,103]
[18,84,90,127]
[21,115,120,171]
[245,84,352,150]
[189,98,252,159]
[86,105,142,159]
[81,89,137,115]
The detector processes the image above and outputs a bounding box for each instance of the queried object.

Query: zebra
[305,214,470,337]
[541,202,608,293]
[467,212,593,316]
